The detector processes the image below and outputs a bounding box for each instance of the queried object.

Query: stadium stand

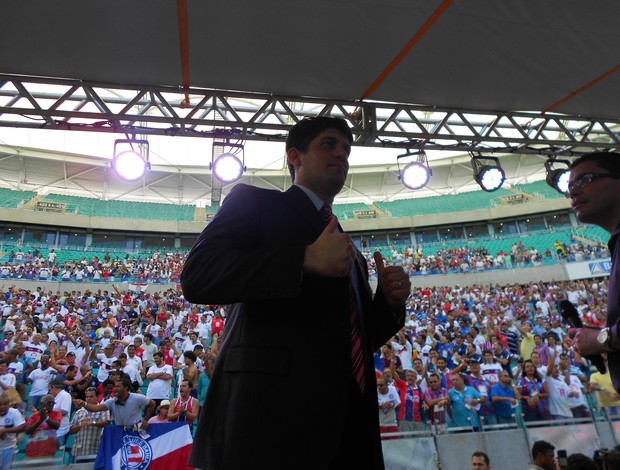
[374,188,513,217]
[0,188,37,209]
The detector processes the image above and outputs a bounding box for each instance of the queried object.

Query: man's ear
[287,147,301,182]
[286,147,301,169]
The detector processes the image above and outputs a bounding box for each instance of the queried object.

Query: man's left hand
[374,252,411,308]
[568,327,607,355]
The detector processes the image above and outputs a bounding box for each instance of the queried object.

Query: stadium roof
[1,0,619,205]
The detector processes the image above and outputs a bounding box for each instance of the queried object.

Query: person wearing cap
[148,399,171,424]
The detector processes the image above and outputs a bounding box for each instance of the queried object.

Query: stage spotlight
[544,159,571,194]
[397,151,432,190]
[112,139,150,181]
[471,155,505,192]
[212,153,245,183]
[211,142,246,184]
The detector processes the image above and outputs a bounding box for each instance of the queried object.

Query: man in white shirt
[377,378,401,437]
[26,354,58,410]
[146,352,173,407]
[0,360,16,391]
[0,394,26,469]
[95,344,118,383]
[23,334,46,362]
[50,380,75,447]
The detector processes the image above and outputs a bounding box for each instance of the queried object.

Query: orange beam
[543,63,620,114]
[177,0,191,106]
[359,0,454,102]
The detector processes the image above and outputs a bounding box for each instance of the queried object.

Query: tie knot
[320,204,333,223]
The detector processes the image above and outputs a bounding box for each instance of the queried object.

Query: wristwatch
[597,328,614,351]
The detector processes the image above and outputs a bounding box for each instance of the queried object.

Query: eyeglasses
[565,172,619,197]
[377,383,387,387]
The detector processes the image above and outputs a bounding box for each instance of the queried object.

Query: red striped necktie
[320,204,365,393]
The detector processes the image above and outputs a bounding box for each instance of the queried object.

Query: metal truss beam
[1,74,619,156]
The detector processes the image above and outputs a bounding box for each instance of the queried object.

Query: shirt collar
[294,184,327,211]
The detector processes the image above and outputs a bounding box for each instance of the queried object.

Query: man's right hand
[303,216,355,277]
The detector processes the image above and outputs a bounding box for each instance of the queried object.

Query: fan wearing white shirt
[0,360,16,391]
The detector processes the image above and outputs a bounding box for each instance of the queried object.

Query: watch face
[597,328,609,345]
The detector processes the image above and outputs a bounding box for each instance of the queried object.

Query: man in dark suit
[181,117,411,469]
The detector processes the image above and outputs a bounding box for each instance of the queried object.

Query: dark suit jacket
[181,184,404,469]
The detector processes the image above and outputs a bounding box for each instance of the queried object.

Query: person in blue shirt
[448,373,483,430]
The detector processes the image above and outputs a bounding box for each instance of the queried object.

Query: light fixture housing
[112,139,150,181]
[212,153,245,183]
[471,155,505,192]
[210,142,246,184]
[397,150,432,190]
[544,158,571,194]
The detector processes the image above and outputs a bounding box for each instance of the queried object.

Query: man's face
[499,371,511,386]
[568,159,620,229]
[452,374,464,390]
[85,390,98,405]
[405,371,417,385]
[0,398,8,416]
[471,455,489,470]
[539,450,555,470]
[376,379,388,395]
[288,129,351,199]
[114,381,128,397]
[179,381,190,395]
[154,355,162,366]
[428,376,440,391]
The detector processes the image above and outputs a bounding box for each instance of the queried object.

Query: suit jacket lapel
[283,185,325,235]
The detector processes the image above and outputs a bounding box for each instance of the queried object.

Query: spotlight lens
[478,166,505,192]
[556,170,570,193]
[113,151,147,181]
[401,162,431,190]
[213,153,244,183]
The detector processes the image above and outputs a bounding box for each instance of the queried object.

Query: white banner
[564,258,611,280]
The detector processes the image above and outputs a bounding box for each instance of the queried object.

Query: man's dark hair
[566,453,599,470]
[532,440,555,459]
[154,351,164,359]
[184,351,197,362]
[285,117,353,181]
[471,451,489,466]
[49,380,65,389]
[144,333,153,341]
[115,376,133,390]
[66,365,77,372]
[570,151,620,174]
[182,379,193,389]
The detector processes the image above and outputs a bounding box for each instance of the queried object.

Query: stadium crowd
[0,271,615,464]
[0,235,610,283]
[1,248,186,283]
